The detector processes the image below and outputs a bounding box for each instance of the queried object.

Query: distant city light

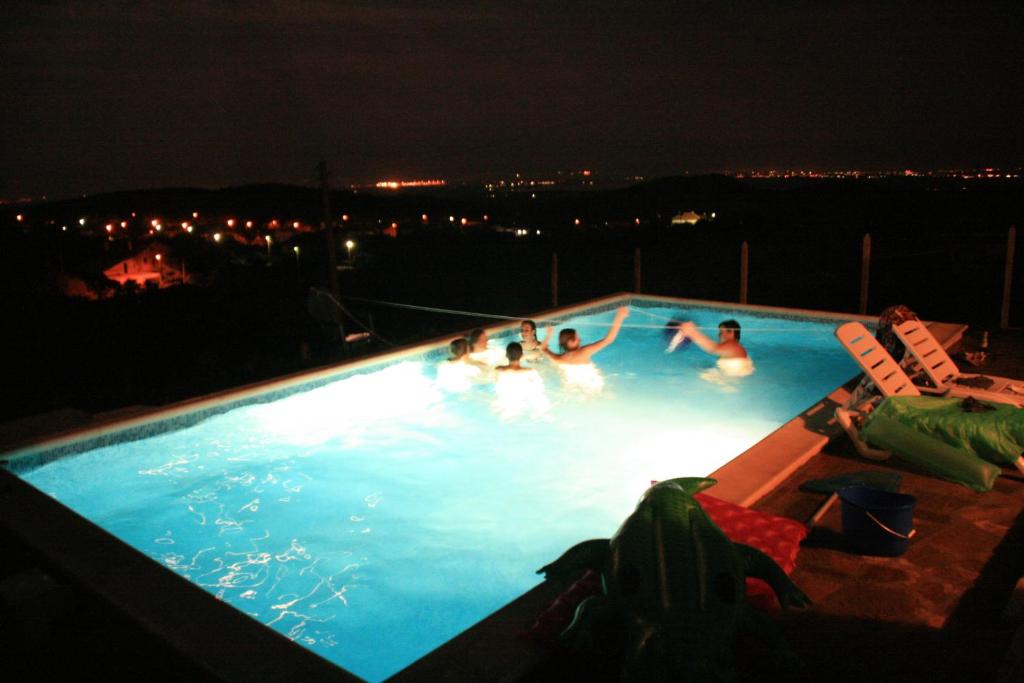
[120,221,127,228]
[245,220,253,229]
[61,225,67,231]
[449,215,455,222]
[292,221,300,229]
[270,219,280,227]
[574,218,581,226]
[227,218,236,228]
[16,214,23,222]
[582,169,592,176]
[155,254,162,261]
[213,232,222,242]
[341,214,349,222]
[374,179,446,189]
[483,214,489,221]
[105,224,113,233]
[421,214,428,222]
[391,222,398,229]
[635,218,641,225]
[192,212,199,219]
[460,217,467,226]
[181,221,189,229]
[185,225,194,233]
[79,217,86,226]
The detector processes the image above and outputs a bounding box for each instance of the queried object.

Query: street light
[345,239,355,262]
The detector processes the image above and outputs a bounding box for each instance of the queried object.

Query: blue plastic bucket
[839,485,917,557]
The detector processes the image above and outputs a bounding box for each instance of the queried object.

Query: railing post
[859,233,871,315]
[551,253,559,307]
[1001,225,1016,329]
[633,247,642,293]
[739,241,749,304]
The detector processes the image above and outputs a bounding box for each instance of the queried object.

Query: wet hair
[521,320,537,336]
[558,328,577,352]
[449,338,468,359]
[468,328,487,348]
[505,342,523,362]
[719,319,741,341]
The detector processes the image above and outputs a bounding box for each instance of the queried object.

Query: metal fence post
[1001,225,1016,329]
[739,241,749,304]
[633,247,642,293]
[859,233,871,315]
[551,253,559,307]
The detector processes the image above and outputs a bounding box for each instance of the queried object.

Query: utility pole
[319,160,341,300]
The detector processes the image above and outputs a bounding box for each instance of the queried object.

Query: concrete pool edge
[0,293,965,681]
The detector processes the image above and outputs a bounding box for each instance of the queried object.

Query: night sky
[2,1,1021,200]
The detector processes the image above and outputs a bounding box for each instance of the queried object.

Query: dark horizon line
[5,164,1023,206]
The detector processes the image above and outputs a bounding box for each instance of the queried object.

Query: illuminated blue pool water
[17,301,857,681]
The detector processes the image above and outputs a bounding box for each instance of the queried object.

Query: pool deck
[1,309,1022,681]
[527,326,1024,683]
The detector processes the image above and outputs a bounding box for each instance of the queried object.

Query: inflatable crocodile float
[537,477,810,681]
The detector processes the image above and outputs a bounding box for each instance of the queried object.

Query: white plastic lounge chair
[835,321,921,400]
[834,321,922,460]
[836,321,1024,474]
[893,320,1024,408]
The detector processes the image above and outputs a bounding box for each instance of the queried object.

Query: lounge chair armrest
[912,383,951,397]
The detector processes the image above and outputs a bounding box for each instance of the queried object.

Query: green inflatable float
[858,396,1022,492]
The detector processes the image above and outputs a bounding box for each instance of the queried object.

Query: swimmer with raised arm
[542,306,630,365]
[671,319,754,378]
[672,319,747,358]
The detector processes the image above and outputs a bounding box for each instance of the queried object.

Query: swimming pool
[4,295,862,681]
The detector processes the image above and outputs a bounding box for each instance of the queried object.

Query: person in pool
[672,319,754,378]
[497,342,531,372]
[468,328,489,354]
[519,320,543,358]
[542,306,630,365]
[671,319,747,359]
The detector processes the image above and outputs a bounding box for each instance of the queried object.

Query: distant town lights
[421,214,428,222]
[460,217,468,226]
[245,221,253,228]
[449,215,455,222]
[79,217,86,226]
[192,212,199,219]
[120,221,127,228]
[227,218,236,227]
[292,221,300,229]
[341,215,349,222]
[16,214,23,222]
[213,232,222,242]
